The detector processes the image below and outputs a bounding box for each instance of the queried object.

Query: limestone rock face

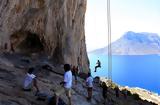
[0,0,89,72]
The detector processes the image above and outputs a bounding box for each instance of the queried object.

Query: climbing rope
[107,0,112,85]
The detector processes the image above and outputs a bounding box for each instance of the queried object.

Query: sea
[88,54,160,94]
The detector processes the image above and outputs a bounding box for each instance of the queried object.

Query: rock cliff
[0,0,89,72]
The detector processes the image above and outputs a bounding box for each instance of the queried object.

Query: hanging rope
[107,0,112,85]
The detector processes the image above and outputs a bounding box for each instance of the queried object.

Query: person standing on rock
[4,43,8,51]
[115,86,120,98]
[23,67,40,93]
[71,65,78,85]
[86,72,93,101]
[101,82,108,105]
[53,64,72,105]
[10,42,15,53]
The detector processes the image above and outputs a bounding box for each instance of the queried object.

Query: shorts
[54,86,71,98]
[23,83,32,91]
[65,88,71,97]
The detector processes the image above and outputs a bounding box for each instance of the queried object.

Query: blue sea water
[88,54,160,94]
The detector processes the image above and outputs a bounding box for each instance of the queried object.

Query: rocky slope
[91,31,160,55]
[0,52,158,105]
[126,87,160,105]
[100,77,160,105]
[0,0,89,72]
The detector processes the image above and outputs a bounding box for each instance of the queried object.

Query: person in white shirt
[23,67,39,93]
[86,72,93,101]
[53,64,72,105]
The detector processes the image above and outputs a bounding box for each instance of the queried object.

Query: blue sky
[85,0,160,52]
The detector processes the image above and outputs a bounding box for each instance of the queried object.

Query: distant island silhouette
[90,31,160,55]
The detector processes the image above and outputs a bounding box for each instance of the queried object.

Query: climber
[52,64,72,105]
[86,72,93,101]
[23,67,40,93]
[94,60,101,72]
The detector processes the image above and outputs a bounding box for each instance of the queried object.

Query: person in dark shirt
[101,82,108,104]
[71,65,78,84]
[10,42,15,52]
[115,86,120,97]
[94,60,101,72]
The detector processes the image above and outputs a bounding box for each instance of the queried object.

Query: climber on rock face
[23,67,40,93]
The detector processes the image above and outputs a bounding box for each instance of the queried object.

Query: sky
[85,0,160,52]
